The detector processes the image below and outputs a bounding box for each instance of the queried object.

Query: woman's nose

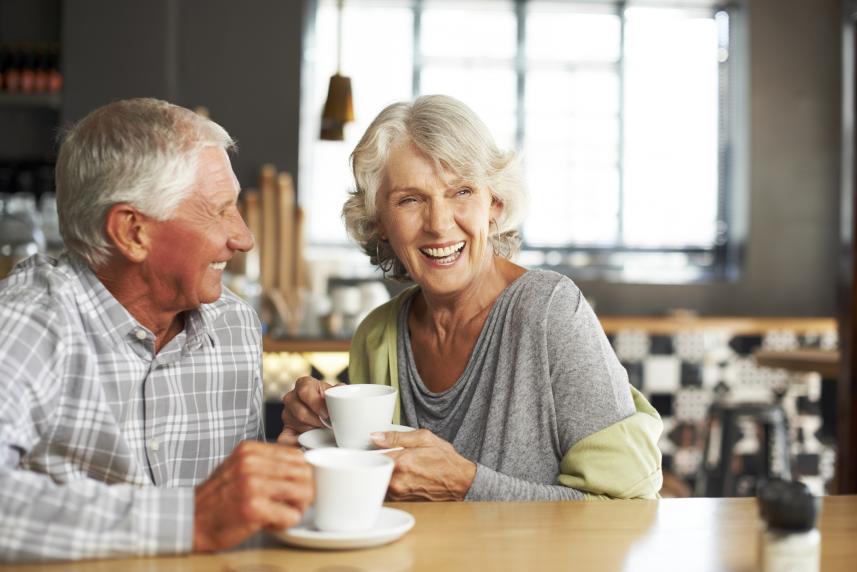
[425,200,455,234]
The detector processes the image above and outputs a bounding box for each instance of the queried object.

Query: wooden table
[8,496,857,572]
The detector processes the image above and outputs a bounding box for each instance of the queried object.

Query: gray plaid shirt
[0,254,263,562]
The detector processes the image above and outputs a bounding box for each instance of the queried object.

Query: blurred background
[2,0,854,500]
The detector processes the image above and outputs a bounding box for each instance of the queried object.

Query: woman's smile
[419,241,467,266]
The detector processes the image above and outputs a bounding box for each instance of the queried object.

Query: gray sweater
[397,269,634,501]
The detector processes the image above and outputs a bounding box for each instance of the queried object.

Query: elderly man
[0,98,312,561]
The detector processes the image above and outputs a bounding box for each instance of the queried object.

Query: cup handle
[318,415,333,429]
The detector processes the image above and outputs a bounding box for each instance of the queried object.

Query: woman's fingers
[295,376,331,419]
[281,380,329,432]
[277,427,301,446]
[371,428,435,449]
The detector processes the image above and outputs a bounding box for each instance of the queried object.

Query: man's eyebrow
[217,197,237,210]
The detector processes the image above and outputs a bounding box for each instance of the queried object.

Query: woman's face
[376,141,501,298]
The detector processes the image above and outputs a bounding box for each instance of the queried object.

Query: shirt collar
[66,253,218,351]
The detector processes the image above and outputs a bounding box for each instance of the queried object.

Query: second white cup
[321,384,397,450]
[305,448,394,532]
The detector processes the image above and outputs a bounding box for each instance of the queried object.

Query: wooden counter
[599,316,836,335]
[11,496,857,572]
[755,348,840,379]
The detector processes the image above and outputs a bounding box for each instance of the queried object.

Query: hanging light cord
[336,0,344,74]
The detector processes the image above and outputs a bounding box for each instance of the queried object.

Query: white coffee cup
[305,448,394,532]
[320,384,397,450]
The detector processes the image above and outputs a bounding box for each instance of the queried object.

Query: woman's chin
[413,264,479,296]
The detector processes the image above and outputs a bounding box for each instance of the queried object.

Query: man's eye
[398,197,416,206]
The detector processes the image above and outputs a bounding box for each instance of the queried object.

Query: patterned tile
[642,356,681,393]
[674,331,706,363]
[650,335,674,355]
[614,330,650,363]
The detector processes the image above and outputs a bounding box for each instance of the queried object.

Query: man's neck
[93,259,185,353]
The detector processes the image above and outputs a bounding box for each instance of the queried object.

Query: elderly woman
[280,95,662,501]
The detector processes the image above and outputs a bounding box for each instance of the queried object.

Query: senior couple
[0,96,662,562]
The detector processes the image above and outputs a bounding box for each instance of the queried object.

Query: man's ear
[104,204,152,264]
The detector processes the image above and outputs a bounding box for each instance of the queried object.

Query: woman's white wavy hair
[55,98,235,269]
[343,95,527,281]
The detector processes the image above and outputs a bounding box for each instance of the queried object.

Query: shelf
[263,337,351,353]
[0,92,62,109]
[598,316,836,335]
[754,348,840,379]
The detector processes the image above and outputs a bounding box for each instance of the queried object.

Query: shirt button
[135,329,147,341]
[149,438,160,452]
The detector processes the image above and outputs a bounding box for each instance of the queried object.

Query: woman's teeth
[209,261,227,271]
[420,241,465,264]
[421,241,465,258]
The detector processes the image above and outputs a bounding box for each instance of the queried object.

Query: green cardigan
[348,287,664,500]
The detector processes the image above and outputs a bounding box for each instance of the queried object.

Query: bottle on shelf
[47,44,62,94]
[33,47,49,94]
[3,46,22,93]
[0,46,6,91]
[19,47,36,94]
[0,44,62,95]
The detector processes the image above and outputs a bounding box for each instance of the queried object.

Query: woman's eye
[398,197,417,206]
[457,187,472,197]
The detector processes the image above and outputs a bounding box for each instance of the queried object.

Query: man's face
[144,147,253,312]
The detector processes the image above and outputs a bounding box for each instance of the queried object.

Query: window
[303,0,740,282]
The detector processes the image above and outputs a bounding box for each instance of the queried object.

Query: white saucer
[298,424,414,451]
[271,507,415,550]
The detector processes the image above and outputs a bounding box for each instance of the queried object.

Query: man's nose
[228,217,255,253]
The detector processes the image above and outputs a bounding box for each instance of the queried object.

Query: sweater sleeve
[466,464,584,501]
[544,278,663,499]
[547,278,635,452]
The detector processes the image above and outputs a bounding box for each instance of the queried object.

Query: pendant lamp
[320,0,354,141]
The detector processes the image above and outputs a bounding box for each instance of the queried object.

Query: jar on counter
[0,192,45,279]
[757,478,821,572]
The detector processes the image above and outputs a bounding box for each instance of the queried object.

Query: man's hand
[277,376,336,444]
[193,441,313,552]
[371,429,477,502]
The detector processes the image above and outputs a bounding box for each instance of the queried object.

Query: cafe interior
[1,0,856,570]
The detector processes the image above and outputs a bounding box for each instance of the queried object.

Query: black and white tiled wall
[607,328,839,496]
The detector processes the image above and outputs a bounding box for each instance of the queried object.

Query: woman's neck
[413,256,525,334]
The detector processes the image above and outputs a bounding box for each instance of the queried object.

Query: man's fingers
[227,443,313,481]
[261,502,305,531]
[193,442,315,552]
[268,477,315,511]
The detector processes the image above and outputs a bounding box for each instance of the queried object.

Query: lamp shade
[320,73,354,141]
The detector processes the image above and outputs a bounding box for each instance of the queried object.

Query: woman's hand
[372,429,477,501]
[277,376,334,445]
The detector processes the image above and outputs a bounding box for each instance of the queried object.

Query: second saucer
[299,424,415,452]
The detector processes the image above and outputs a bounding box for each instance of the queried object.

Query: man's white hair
[55,97,236,268]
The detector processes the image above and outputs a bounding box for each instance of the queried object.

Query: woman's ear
[376,219,388,242]
[104,204,151,264]
[490,196,504,221]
